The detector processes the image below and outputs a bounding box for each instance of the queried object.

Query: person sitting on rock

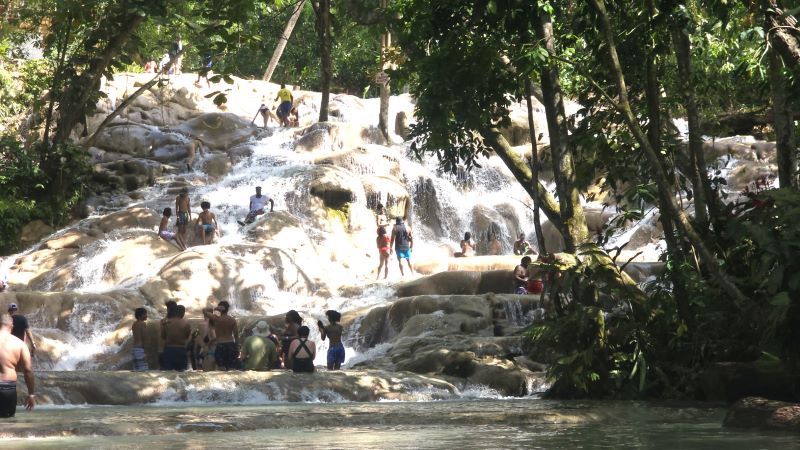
[274,83,294,127]
[287,325,315,373]
[317,310,344,370]
[488,233,502,256]
[454,232,475,258]
[195,201,219,245]
[514,233,533,255]
[376,226,391,280]
[238,186,274,226]
[514,256,532,295]
[241,320,277,371]
[131,307,149,371]
[203,301,240,371]
[281,310,303,368]
[159,208,187,251]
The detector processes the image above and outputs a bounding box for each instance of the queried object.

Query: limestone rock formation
[724,397,800,432]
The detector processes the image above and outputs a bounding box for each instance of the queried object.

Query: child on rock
[317,310,345,370]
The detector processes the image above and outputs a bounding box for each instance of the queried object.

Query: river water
[2,399,796,449]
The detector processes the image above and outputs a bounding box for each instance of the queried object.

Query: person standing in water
[274,83,293,127]
[281,310,302,368]
[287,325,315,373]
[175,188,192,245]
[238,186,274,226]
[514,256,532,295]
[390,217,414,276]
[376,227,391,280]
[131,307,149,371]
[0,313,35,417]
[317,310,344,370]
[375,203,389,230]
[7,303,34,355]
[241,320,277,371]
[454,232,475,258]
[160,304,191,371]
[204,301,240,370]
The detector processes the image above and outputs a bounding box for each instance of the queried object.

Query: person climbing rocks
[514,232,533,255]
[376,226,391,280]
[241,321,277,371]
[0,313,35,418]
[159,208,187,251]
[317,310,344,370]
[287,325,315,373]
[238,186,274,226]
[390,217,414,276]
[185,139,204,172]
[7,303,34,355]
[281,310,303,368]
[175,188,192,245]
[131,307,149,371]
[454,232,475,258]
[160,303,191,371]
[195,201,219,245]
[514,256,532,295]
[255,103,272,128]
[203,301,240,371]
[275,83,293,127]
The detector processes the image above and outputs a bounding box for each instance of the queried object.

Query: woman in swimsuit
[287,325,316,373]
[282,310,302,368]
[376,226,391,279]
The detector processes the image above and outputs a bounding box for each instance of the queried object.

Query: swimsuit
[202,224,215,233]
[378,235,391,256]
[0,381,17,418]
[159,230,176,240]
[396,248,411,260]
[215,342,241,370]
[132,347,149,371]
[177,211,189,225]
[161,346,187,371]
[327,343,345,366]
[291,339,315,373]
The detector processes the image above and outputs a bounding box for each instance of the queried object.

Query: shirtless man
[175,188,192,245]
[317,310,344,370]
[0,313,35,417]
[160,304,191,371]
[185,139,204,172]
[203,301,240,370]
[514,256,532,295]
[454,232,475,258]
[131,307,149,371]
[488,233,502,255]
[195,201,219,245]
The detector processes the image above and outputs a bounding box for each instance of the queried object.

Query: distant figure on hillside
[159,208,187,251]
[275,83,293,127]
[514,256,532,295]
[170,35,183,74]
[175,188,192,245]
[256,104,272,128]
[159,53,172,74]
[7,303,34,355]
[282,310,303,367]
[203,301,240,371]
[195,53,213,88]
[318,310,344,370]
[143,59,157,73]
[454,232,475,258]
[241,321,277,371]
[131,307,149,371]
[0,313,35,417]
[390,217,414,276]
[376,227,391,280]
[160,303,190,371]
[375,203,389,230]
[195,201,220,245]
[287,325,315,373]
[514,233,533,255]
[488,233,502,255]
[238,186,274,226]
[0,260,7,293]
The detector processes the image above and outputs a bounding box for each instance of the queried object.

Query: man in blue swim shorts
[390,217,414,276]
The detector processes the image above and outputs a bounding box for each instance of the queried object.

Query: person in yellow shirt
[274,83,294,127]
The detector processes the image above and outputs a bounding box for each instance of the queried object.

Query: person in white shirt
[238,186,274,225]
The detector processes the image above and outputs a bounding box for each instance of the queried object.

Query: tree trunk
[311,0,332,122]
[525,78,547,255]
[533,9,587,252]
[590,0,748,304]
[378,0,391,142]
[764,0,800,69]
[262,0,305,82]
[767,21,798,189]
[52,12,145,145]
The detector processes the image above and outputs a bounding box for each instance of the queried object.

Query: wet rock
[19,220,55,246]
[295,128,330,153]
[42,230,98,250]
[202,152,232,179]
[395,270,516,297]
[92,122,181,156]
[724,397,800,432]
[93,207,160,233]
[308,165,364,209]
[177,113,258,151]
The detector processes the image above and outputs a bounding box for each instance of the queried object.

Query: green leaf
[770,292,790,307]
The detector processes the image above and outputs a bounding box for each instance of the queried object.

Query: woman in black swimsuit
[288,326,316,373]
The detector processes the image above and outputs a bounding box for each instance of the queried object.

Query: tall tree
[262,0,306,82]
[310,0,332,121]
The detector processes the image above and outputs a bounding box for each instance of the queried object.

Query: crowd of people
[131,301,345,374]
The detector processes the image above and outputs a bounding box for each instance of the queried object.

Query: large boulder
[19,220,55,247]
[91,123,182,156]
[395,270,515,298]
[178,113,258,151]
[723,397,800,432]
[92,207,160,233]
[41,230,99,250]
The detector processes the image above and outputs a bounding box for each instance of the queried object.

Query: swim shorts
[278,101,292,118]
[161,346,187,371]
[132,347,149,371]
[396,248,411,260]
[215,342,241,370]
[0,381,16,418]
[159,230,176,240]
[202,224,215,233]
[515,285,528,295]
[327,343,345,366]
[177,212,189,226]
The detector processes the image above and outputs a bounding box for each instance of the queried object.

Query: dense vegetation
[1,0,800,398]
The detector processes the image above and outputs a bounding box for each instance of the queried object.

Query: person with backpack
[390,217,414,276]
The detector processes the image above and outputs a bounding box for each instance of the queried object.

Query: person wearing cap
[175,187,192,245]
[7,304,34,355]
[203,301,240,370]
[240,320,277,371]
[0,313,35,417]
[238,186,274,226]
